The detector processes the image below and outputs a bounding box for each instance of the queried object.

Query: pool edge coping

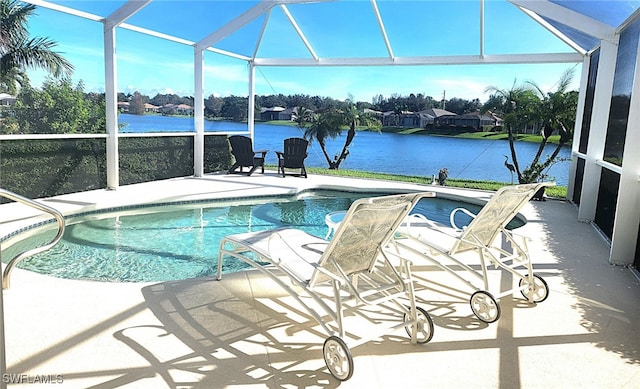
[0,173,496,244]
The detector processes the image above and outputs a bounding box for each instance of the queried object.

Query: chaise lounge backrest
[309,193,423,287]
[451,182,551,254]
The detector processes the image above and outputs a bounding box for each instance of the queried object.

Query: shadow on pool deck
[134,201,639,388]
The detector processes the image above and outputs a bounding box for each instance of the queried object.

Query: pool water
[2,191,521,282]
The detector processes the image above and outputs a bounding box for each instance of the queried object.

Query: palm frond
[0,0,36,49]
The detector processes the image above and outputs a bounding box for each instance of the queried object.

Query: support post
[194,49,205,177]
[104,25,119,190]
[248,62,256,139]
[566,57,591,200]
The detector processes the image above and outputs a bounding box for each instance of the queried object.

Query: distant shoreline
[121,114,566,146]
[259,119,568,146]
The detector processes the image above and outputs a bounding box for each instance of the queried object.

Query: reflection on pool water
[1,190,524,283]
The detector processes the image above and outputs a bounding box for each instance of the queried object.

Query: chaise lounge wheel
[323,336,354,381]
[519,274,549,303]
[470,291,500,323]
[403,306,435,344]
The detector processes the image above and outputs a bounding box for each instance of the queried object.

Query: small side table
[254,150,268,174]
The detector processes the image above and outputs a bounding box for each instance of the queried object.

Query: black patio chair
[276,137,308,178]
[227,135,268,176]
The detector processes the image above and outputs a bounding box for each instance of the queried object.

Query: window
[572,158,585,204]
[603,18,640,166]
[595,168,620,239]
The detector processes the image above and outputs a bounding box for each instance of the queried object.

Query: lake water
[119,113,571,185]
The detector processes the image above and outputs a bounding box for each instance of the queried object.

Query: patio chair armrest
[506,229,533,245]
[450,207,477,231]
[254,150,268,158]
[275,151,284,159]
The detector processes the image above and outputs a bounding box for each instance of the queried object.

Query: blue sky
[25,0,583,104]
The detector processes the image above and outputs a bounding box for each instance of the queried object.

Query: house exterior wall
[569,13,640,267]
[434,114,495,130]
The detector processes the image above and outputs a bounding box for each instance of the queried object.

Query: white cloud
[205,64,247,82]
[433,78,491,101]
[62,44,104,59]
[151,87,177,95]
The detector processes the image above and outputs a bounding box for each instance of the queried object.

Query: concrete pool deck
[1,171,639,388]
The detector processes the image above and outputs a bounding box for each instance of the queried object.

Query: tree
[522,68,577,183]
[483,70,576,184]
[294,105,315,128]
[220,95,248,121]
[304,99,380,169]
[150,93,180,107]
[483,80,540,183]
[445,97,482,115]
[205,94,223,117]
[129,91,145,115]
[5,77,105,134]
[117,92,131,102]
[0,0,73,94]
[303,108,343,168]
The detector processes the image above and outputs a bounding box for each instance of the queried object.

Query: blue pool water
[2,191,520,283]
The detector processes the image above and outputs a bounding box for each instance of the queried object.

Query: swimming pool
[1,190,523,283]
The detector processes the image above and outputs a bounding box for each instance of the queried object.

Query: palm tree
[0,0,73,94]
[523,68,577,183]
[304,100,380,169]
[483,79,537,183]
[304,108,344,168]
[483,71,575,184]
[294,105,316,129]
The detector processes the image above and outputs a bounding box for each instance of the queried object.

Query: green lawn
[267,165,567,199]
[378,126,565,144]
